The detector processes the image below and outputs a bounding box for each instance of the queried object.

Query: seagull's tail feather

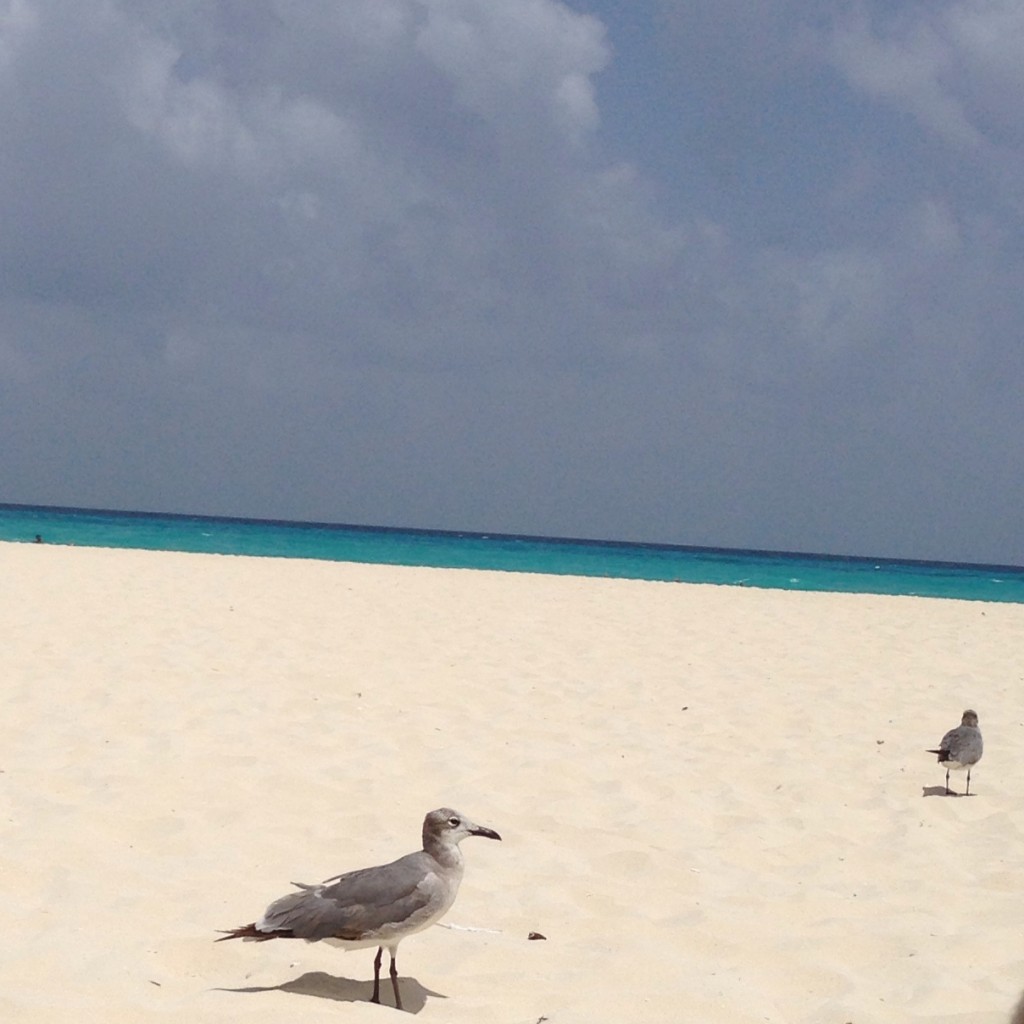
[927,748,951,762]
[215,922,293,942]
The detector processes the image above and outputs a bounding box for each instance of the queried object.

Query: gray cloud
[1,0,1022,563]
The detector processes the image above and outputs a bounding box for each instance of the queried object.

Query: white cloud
[0,0,632,355]
[415,0,608,142]
[827,6,984,149]
[0,0,38,74]
[825,0,1024,156]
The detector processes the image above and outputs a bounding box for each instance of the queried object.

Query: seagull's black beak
[470,825,502,841]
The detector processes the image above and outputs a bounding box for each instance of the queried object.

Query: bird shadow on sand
[213,971,445,1013]
[1009,989,1024,1024]
[921,785,973,798]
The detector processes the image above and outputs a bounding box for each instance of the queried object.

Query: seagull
[217,808,501,1009]
[927,709,983,795]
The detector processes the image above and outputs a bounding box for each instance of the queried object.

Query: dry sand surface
[2,540,1023,1023]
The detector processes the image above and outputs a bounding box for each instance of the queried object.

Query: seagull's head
[961,709,979,727]
[423,808,502,849]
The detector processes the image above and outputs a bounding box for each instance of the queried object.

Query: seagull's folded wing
[261,852,439,940]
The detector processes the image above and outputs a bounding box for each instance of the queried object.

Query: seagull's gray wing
[939,726,960,752]
[949,726,983,760]
[931,723,983,766]
[259,851,439,941]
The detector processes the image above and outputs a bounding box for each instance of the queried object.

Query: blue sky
[1,0,1022,563]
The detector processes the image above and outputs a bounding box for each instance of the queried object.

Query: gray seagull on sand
[927,709,983,796]
[217,808,501,1010]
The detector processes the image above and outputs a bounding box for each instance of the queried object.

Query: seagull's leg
[966,768,971,796]
[371,946,383,1004]
[389,948,402,1011]
[945,767,951,795]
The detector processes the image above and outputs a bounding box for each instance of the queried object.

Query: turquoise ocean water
[1,502,1022,603]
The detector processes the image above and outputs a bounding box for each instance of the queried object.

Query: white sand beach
[1,540,1023,1022]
